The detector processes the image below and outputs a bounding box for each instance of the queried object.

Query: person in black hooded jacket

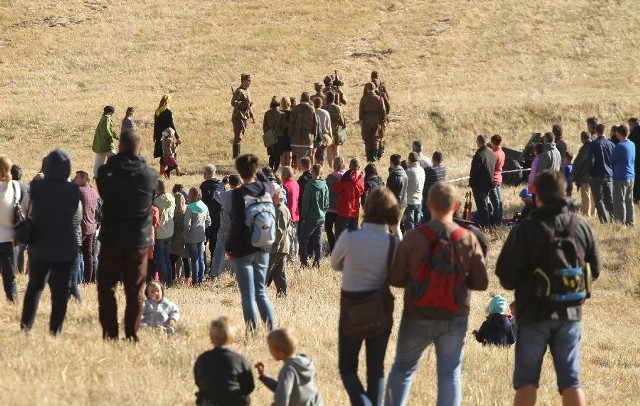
[20,149,81,335]
[96,129,158,341]
[469,135,496,227]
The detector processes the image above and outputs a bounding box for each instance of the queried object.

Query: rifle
[230,83,255,123]
[462,191,473,221]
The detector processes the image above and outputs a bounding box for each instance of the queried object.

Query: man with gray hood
[96,129,158,341]
[538,132,562,172]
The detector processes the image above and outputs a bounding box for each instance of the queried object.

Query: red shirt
[333,169,365,218]
[282,177,300,222]
[492,146,505,185]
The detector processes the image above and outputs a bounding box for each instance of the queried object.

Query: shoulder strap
[386,234,396,274]
[418,224,437,243]
[449,226,467,242]
[566,215,580,235]
[10,182,18,206]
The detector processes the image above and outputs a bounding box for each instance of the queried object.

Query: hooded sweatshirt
[259,354,322,406]
[226,172,275,258]
[326,170,344,213]
[282,177,300,222]
[538,142,562,172]
[184,201,211,244]
[97,151,158,248]
[154,192,175,240]
[301,179,329,225]
[28,149,82,262]
[333,169,364,218]
[473,313,516,346]
[386,166,408,210]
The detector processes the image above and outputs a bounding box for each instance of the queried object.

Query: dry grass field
[1,0,640,404]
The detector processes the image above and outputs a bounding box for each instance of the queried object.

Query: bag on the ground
[243,192,276,247]
[532,216,591,310]
[410,225,468,320]
[340,236,396,339]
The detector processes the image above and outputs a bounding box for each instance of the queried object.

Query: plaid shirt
[78,184,100,236]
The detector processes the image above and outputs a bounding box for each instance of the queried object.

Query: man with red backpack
[496,170,600,406]
[385,181,488,406]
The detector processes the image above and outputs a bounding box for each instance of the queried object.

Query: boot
[232,143,241,159]
[376,145,385,160]
[366,149,374,162]
[371,148,379,162]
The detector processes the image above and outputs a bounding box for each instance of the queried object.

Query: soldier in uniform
[322,91,346,166]
[359,82,386,162]
[289,92,317,169]
[311,82,326,107]
[371,71,390,160]
[322,75,347,105]
[230,73,254,158]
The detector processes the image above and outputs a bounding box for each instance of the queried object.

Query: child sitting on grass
[194,317,255,405]
[255,328,322,406]
[140,281,180,334]
[472,294,516,347]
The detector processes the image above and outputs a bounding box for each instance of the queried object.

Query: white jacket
[405,163,425,206]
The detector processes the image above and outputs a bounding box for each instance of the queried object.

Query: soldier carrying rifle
[230,73,254,158]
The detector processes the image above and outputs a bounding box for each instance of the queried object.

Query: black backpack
[532,216,592,310]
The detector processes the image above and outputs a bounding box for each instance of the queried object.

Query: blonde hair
[188,187,202,203]
[280,97,291,110]
[267,328,298,357]
[210,317,236,346]
[427,181,458,214]
[174,193,186,214]
[0,156,12,185]
[280,166,293,181]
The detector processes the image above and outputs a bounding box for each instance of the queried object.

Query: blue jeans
[233,252,275,331]
[339,322,391,406]
[298,222,323,267]
[488,185,503,225]
[187,242,206,284]
[210,230,229,277]
[385,316,469,406]
[69,250,83,302]
[0,241,17,302]
[154,238,173,285]
[590,176,613,223]
[402,204,423,231]
[514,320,581,391]
[472,188,490,227]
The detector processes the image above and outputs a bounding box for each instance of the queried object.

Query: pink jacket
[282,177,300,222]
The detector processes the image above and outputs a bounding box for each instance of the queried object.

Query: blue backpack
[243,193,276,248]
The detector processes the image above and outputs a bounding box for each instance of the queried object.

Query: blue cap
[519,188,532,200]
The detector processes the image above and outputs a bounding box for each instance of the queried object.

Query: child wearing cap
[472,294,516,347]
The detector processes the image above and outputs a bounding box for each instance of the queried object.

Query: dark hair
[261,166,274,179]
[552,124,563,139]
[543,132,554,143]
[412,140,423,152]
[364,163,379,178]
[596,123,606,135]
[534,170,567,204]
[580,131,590,142]
[126,107,135,115]
[312,97,322,108]
[229,174,241,187]
[10,165,22,181]
[269,96,279,109]
[103,105,115,114]
[565,151,573,162]
[586,116,598,127]
[400,160,408,170]
[408,152,419,163]
[628,117,638,126]
[326,92,335,104]
[235,154,260,179]
[172,184,184,194]
[119,129,141,152]
[490,134,502,146]
[534,142,544,155]
[363,187,401,226]
[616,125,629,138]
[390,154,401,166]
[432,151,443,163]
[75,170,89,180]
[300,157,311,170]
[157,179,166,194]
[300,92,310,103]
[476,135,487,145]
[311,164,322,177]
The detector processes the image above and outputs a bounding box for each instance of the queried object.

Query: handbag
[340,235,396,339]
[337,127,347,145]
[263,115,281,148]
[13,183,33,244]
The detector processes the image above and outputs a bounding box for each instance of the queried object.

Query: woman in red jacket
[333,158,364,239]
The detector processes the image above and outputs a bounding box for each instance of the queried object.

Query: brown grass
[1,0,640,404]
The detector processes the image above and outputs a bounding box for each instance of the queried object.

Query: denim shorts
[514,319,581,392]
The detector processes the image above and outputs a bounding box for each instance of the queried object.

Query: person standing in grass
[627,117,640,203]
[385,181,488,406]
[20,150,82,335]
[92,105,119,178]
[121,107,135,134]
[185,187,211,286]
[387,154,408,237]
[611,125,635,225]
[322,92,346,167]
[170,193,191,282]
[496,170,600,406]
[226,154,275,332]
[231,74,254,159]
[489,134,505,225]
[422,151,447,222]
[572,131,595,217]
[199,164,224,275]
[267,184,291,297]
[469,135,496,227]
[299,164,329,268]
[154,180,175,286]
[331,187,401,406]
[588,123,615,223]
[281,166,300,261]
[334,158,365,239]
[325,156,345,253]
[153,94,180,175]
[359,82,386,162]
[0,157,21,303]
[211,175,241,278]
[403,152,425,231]
[73,171,100,283]
[97,129,157,341]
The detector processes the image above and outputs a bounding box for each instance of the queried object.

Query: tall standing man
[469,135,496,227]
[92,105,119,178]
[231,73,254,159]
[96,129,158,341]
[496,170,600,406]
[611,125,635,225]
[73,171,100,283]
[200,164,224,275]
[588,123,615,223]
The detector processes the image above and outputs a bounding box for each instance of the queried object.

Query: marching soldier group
[229,71,391,164]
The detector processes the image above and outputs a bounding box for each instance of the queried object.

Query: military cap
[323,76,332,84]
[241,73,251,81]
